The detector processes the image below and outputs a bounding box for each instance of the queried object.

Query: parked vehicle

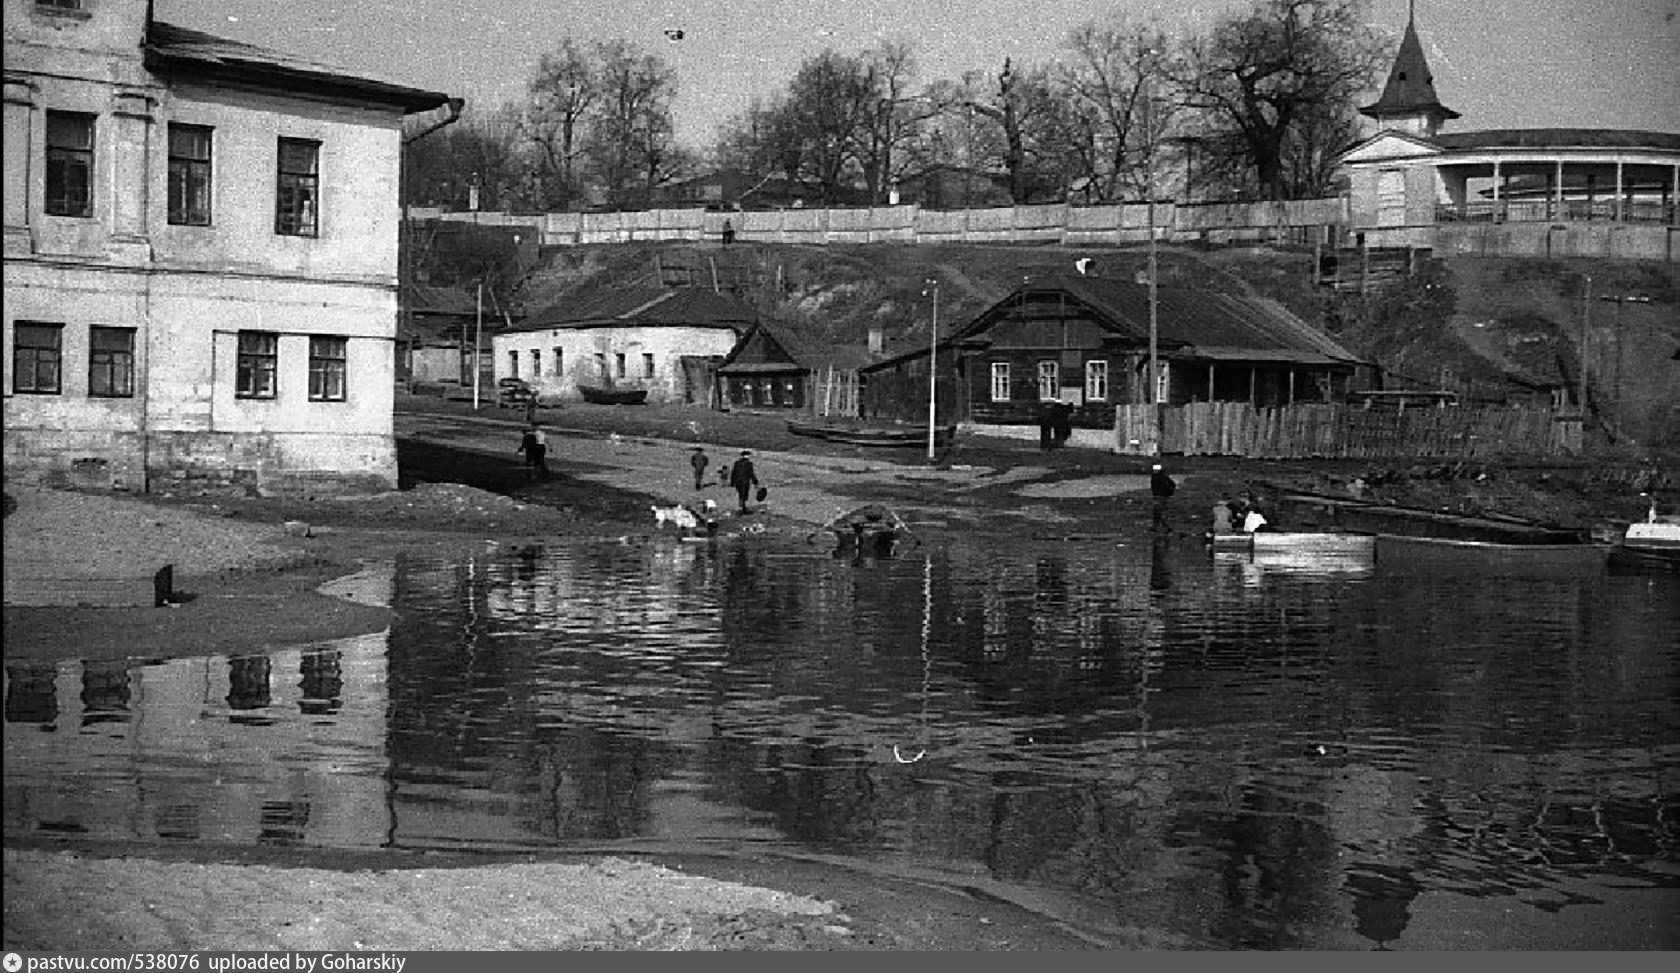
[496,377,538,408]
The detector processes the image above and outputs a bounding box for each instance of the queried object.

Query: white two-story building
[3,0,455,493]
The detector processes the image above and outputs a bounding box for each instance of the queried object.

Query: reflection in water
[4,540,1677,948]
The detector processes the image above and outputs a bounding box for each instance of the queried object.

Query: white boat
[1210,531,1375,556]
[1610,516,1680,573]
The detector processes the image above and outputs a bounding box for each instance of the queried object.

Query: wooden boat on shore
[787,419,956,449]
[578,384,648,405]
[1374,533,1610,575]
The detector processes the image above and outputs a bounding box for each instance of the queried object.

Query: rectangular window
[1036,361,1058,400]
[508,350,519,378]
[45,111,94,217]
[530,349,541,376]
[88,326,135,398]
[308,336,347,402]
[552,347,563,377]
[236,331,278,399]
[167,124,213,226]
[13,322,63,394]
[642,352,654,380]
[615,352,626,379]
[594,352,607,379]
[275,138,319,237]
[990,362,1010,401]
[1085,360,1108,402]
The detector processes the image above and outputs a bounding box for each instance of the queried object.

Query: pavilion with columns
[1337,4,1679,259]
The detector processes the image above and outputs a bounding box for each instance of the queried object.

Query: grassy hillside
[511,241,1679,450]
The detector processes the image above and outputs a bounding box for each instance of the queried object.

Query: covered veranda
[1431,130,1680,225]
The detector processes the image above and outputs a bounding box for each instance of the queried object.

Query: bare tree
[962,58,1070,204]
[521,39,600,209]
[588,40,683,208]
[1168,0,1385,200]
[775,50,879,203]
[1059,18,1175,203]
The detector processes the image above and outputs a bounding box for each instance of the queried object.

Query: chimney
[868,326,884,356]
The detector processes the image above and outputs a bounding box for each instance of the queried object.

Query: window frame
[1036,360,1059,401]
[12,321,64,394]
[529,348,541,376]
[274,137,320,237]
[552,346,563,377]
[88,326,135,398]
[45,110,95,218]
[989,362,1010,401]
[235,331,279,400]
[167,123,213,226]
[507,350,519,378]
[642,352,655,380]
[1084,360,1109,403]
[615,352,626,379]
[308,335,347,402]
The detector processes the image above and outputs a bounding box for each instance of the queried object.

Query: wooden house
[716,322,810,410]
[859,275,1365,433]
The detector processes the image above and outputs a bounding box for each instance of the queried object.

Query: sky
[156,0,1680,148]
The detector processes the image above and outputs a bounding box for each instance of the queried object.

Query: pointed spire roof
[1360,3,1459,122]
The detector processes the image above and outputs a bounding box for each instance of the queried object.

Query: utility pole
[1579,274,1591,414]
[925,277,940,461]
[1144,72,1160,453]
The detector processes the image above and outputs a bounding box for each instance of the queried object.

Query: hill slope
[511,242,1679,449]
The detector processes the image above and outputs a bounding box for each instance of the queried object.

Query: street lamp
[924,277,940,461]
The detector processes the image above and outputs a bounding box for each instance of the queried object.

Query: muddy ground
[4,397,1672,951]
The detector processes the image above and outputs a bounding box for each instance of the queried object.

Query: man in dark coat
[690,446,710,490]
[1149,462,1176,532]
[729,449,759,514]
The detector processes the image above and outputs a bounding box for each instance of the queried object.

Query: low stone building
[3,0,454,494]
[496,286,756,404]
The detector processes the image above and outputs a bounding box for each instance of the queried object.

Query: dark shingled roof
[145,21,453,113]
[514,286,757,333]
[1435,129,1680,152]
[1360,13,1459,122]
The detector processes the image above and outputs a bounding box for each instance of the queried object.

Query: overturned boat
[811,504,919,558]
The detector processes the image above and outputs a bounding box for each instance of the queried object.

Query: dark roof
[1027,276,1362,364]
[1360,14,1459,121]
[718,322,809,375]
[145,21,453,114]
[514,286,756,332]
[860,275,1359,373]
[1434,129,1680,152]
[404,283,478,316]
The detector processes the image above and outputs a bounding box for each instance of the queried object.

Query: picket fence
[1113,401,1583,459]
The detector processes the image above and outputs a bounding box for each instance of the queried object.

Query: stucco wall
[3,3,409,493]
[493,325,739,404]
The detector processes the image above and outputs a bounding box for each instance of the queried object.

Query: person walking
[729,449,759,514]
[690,446,710,490]
[1149,462,1176,532]
[517,423,549,481]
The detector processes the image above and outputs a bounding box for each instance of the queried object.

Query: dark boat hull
[787,420,955,448]
[578,385,648,405]
[1375,533,1610,575]
[1271,489,1584,545]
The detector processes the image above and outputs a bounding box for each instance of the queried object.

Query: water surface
[6,535,1677,948]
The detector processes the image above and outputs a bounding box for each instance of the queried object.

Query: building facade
[496,286,753,405]
[3,1,452,493]
[1337,8,1680,259]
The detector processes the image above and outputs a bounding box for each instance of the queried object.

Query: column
[1492,161,1502,221]
[1554,160,1564,220]
[1614,161,1624,222]
[108,88,155,246]
[3,78,35,251]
